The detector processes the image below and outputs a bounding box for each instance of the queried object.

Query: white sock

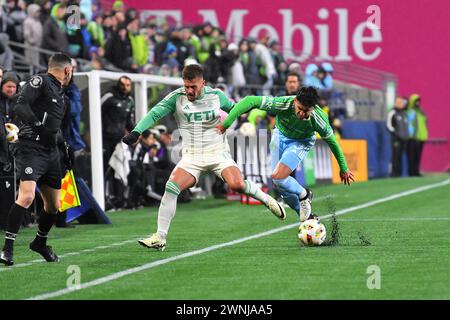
[299,188,307,199]
[157,181,180,239]
[243,180,269,205]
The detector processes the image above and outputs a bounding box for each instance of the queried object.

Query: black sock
[3,204,28,252]
[33,210,57,246]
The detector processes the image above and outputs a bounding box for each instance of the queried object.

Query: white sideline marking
[338,217,450,222]
[26,178,450,300]
[0,239,137,272]
[0,196,334,271]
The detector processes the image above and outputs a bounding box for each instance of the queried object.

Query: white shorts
[175,150,239,184]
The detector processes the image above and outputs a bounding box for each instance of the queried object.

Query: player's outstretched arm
[323,134,355,186]
[220,96,264,131]
[122,94,176,145]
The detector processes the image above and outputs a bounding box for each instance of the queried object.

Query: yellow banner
[331,139,368,184]
[59,170,81,212]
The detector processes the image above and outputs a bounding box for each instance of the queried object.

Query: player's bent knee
[17,191,35,208]
[229,180,246,192]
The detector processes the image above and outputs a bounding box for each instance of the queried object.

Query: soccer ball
[239,122,256,136]
[298,219,326,246]
[4,123,19,143]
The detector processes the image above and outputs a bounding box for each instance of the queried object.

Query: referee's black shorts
[15,142,62,189]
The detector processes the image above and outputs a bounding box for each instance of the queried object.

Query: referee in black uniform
[0,53,73,266]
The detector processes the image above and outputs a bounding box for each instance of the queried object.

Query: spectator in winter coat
[386,96,409,177]
[406,94,428,176]
[41,4,69,55]
[23,4,43,72]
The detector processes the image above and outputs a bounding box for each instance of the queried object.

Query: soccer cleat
[265,196,287,220]
[138,233,166,251]
[299,188,313,222]
[0,250,14,266]
[29,242,60,262]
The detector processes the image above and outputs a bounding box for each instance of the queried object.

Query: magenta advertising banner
[103,0,450,171]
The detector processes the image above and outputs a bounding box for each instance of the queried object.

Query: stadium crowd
[0,0,428,219]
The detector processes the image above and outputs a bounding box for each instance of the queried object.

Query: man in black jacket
[101,75,135,169]
[0,53,73,266]
[386,96,409,177]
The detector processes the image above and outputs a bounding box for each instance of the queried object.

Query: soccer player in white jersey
[122,64,285,251]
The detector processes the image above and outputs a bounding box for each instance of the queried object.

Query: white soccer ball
[239,122,256,136]
[298,219,327,246]
[4,123,19,143]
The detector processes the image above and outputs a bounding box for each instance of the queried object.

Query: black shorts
[15,143,62,189]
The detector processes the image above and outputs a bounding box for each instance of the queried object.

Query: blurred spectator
[127,17,149,70]
[128,129,162,208]
[284,71,301,95]
[222,42,245,94]
[63,59,86,154]
[66,13,90,59]
[193,22,218,65]
[153,29,168,67]
[38,0,52,25]
[102,12,115,40]
[101,75,135,168]
[42,3,69,55]
[0,71,19,123]
[0,65,3,83]
[5,0,27,43]
[253,37,277,95]
[203,40,221,84]
[173,27,195,72]
[0,33,13,70]
[386,96,409,177]
[87,12,105,48]
[270,40,287,93]
[85,45,123,71]
[241,38,262,94]
[112,0,126,13]
[321,62,334,89]
[303,63,323,89]
[104,23,135,71]
[287,61,303,77]
[23,3,43,73]
[407,94,428,176]
[161,42,179,74]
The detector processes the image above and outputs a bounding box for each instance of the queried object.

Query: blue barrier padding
[341,120,391,178]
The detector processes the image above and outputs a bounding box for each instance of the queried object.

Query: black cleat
[29,242,60,262]
[0,250,14,266]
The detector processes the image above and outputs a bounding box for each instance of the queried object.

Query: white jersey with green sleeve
[133,86,235,156]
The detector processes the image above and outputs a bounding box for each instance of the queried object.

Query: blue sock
[280,191,300,213]
[273,176,307,214]
[273,176,306,197]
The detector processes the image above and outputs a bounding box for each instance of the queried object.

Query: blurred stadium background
[0,0,449,300]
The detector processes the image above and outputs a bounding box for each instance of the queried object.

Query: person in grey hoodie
[23,4,43,72]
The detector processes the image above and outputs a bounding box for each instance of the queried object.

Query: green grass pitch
[0,174,449,300]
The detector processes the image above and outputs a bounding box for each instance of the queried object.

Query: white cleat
[299,188,313,222]
[266,196,287,220]
[138,233,166,251]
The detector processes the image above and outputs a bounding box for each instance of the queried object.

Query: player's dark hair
[296,86,320,108]
[182,64,203,80]
[286,71,301,83]
[48,53,72,70]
